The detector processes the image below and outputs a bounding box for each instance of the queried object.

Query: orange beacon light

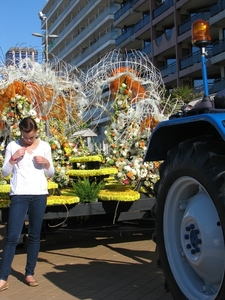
[191,19,211,47]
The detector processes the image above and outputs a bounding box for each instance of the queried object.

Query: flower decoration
[98,189,140,201]
[48,134,75,188]
[1,94,46,141]
[0,199,10,208]
[104,71,162,196]
[0,184,10,193]
[47,195,80,205]
[66,167,118,177]
[69,155,103,163]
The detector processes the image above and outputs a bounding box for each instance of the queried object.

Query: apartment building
[41,0,225,94]
[40,0,119,144]
[41,0,118,72]
[114,0,225,93]
[5,47,38,66]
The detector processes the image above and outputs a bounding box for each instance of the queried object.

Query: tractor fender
[144,113,225,162]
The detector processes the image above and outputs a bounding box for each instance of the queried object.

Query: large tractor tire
[155,137,225,300]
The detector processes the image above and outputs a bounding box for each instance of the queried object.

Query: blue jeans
[0,195,47,280]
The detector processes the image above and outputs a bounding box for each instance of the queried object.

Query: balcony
[141,43,152,56]
[134,14,150,33]
[50,1,94,49]
[114,1,133,21]
[114,1,141,28]
[116,27,135,46]
[210,0,225,17]
[55,7,115,59]
[212,39,225,56]
[212,77,225,93]
[153,28,176,54]
[153,0,174,19]
[178,11,210,36]
[180,47,212,70]
[211,39,225,65]
[133,0,149,12]
[70,31,117,67]
[160,62,177,78]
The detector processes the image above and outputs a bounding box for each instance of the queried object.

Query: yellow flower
[0,185,10,193]
[47,181,58,189]
[98,189,140,201]
[47,195,80,205]
[69,155,103,163]
[66,167,118,177]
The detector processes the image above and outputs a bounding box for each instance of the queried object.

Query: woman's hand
[12,147,26,160]
[33,156,50,169]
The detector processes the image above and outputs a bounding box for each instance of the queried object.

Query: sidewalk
[0,222,173,300]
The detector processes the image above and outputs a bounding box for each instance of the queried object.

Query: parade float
[0,49,183,225]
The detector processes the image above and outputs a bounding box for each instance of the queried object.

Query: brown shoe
[0,281,9,291]
[25,276,38,287]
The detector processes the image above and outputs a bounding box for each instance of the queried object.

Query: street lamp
[32,11,58,63]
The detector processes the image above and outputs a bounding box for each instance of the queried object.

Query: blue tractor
[144,20,225,300]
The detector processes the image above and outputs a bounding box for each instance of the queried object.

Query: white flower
[144,180,150,187]
[29,109,37,116]
[117,172,123,178]
[135,142,139,148]
[148,162,154,170]
[140,169,148,178]
[124,165,131,171]
[121,151,127,157]
[131,169,136,176]
[35,118,40,123]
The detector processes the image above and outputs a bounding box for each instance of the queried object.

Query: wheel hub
[184,223,201,255]
[180,189,224,285]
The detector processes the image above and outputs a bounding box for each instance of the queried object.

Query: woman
[0,117,54,291]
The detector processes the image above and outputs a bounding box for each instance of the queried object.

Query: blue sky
[0,0,47,60]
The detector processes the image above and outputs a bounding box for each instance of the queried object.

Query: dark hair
[19,117,38,133]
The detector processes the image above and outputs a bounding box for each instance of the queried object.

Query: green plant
[170,85,203,104]
[72,177,104,203]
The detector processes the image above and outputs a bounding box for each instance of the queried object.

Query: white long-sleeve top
[2,140,55,195]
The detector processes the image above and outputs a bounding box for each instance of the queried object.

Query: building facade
[42,0,225,94]
[41,0,118,72]
[5,47,38,66]
[114,0,225,93]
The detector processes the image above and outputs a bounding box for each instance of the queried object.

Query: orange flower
[62,142,69,148]
[51,144,57,150]
[154,161,160,168]
[127,171,134,179]
[139,141,146,148]
[110,67,146,102]
[139,116,160,132]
